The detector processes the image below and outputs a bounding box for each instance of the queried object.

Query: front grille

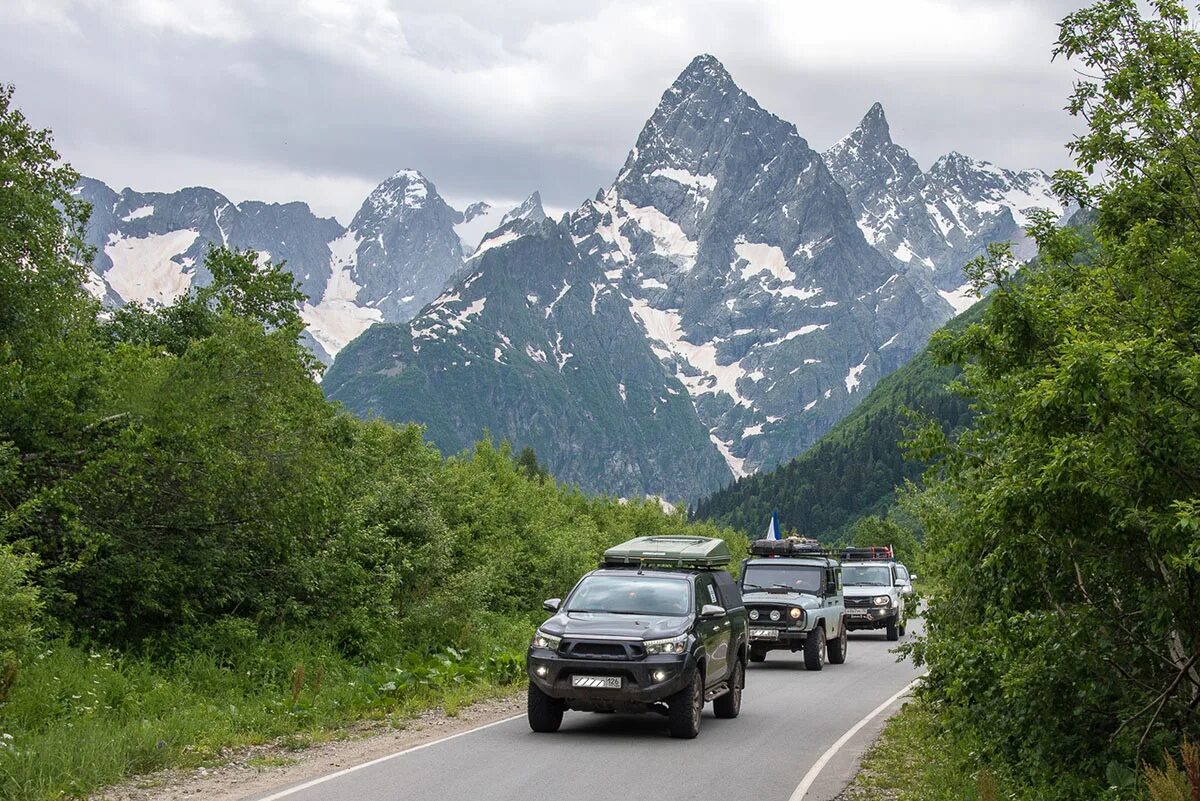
[845,597,875,608]
[563,640,645,659]
[747,605,788,625]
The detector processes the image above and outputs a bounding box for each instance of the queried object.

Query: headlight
[644,634,688,655]
[749,609,760,621]
[531,630,561,650]
[872,595,891,606]
[769,610,782,621]
[788,607,803,620]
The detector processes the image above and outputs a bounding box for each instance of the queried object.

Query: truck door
[696,575,731,683]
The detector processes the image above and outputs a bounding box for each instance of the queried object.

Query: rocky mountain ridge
[78,54,1065,500]
[76,172,541,363]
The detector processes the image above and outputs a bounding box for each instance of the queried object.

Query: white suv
[840,547,907,641]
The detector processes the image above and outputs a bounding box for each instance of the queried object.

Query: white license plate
[847,609,868,617]
[572,675,621,689]
[750,628,779,640]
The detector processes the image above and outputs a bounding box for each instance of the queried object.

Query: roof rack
[840,545,894,562]
[749,537,836,559]
[603,536,731,569]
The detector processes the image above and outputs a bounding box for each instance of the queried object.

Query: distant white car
[895,562,919,617]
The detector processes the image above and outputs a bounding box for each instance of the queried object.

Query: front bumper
[844,605,896,630]
[526,647,694,707]
[747,626,811,651]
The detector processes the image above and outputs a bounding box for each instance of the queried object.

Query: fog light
[535,665,549,677]
[769,610,782,621]
[652,669,667,682]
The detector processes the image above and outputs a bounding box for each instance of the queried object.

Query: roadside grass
[0,637,526,801]
[842,700,986,801]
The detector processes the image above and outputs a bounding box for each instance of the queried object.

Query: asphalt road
[253,620,924,801]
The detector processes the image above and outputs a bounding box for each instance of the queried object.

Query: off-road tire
[713,660,743,719]
[886,618,900,641]
[527,681,564,733]
[749,646,766,663]
[827,623,848,665]
[803,626,826,671]
[667,670,703,739]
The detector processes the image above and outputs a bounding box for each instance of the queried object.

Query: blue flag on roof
[766,510,781,540]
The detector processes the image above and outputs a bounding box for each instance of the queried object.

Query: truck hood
[540,611,689,641]
[843,587,895,599]
[741,591,822,610]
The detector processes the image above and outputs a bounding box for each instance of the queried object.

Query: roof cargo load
[603,536,731,569]
[840,546,894,561]
[749,538,830,558]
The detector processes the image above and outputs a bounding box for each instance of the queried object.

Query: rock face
[567,55,953,479]
[823,102,1065,313]
[76,172,530,363]
[324,55,958,498]
[323,216,732,500]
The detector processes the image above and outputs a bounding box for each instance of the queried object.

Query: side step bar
[704,681,730,701]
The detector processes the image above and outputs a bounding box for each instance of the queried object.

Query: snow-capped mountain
[79,54,1064,501]
[823,102,1065,313]
[323,215,731,500]
[324,55,957,497]
[76,172,537,363]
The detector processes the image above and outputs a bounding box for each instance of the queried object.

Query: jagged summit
[501,191,547,226]
[823,106,1065,302]
[857,102,891,143]
[650,53,746,125]
[674,53,734,86]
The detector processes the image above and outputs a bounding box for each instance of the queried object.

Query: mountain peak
[679,53,730,81]
[501,191,547,226]
[354,169,446,226]
[849,102,893,150]
[659,54,739,110]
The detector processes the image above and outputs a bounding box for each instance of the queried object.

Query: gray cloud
[2,0,1088,222]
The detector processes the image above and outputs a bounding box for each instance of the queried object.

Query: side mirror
[700,604,727,620]
[910,574,919,582]
[543,598,561,612]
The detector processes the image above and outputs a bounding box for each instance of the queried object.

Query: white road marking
[787,674,926,801]
[254,713,525,801]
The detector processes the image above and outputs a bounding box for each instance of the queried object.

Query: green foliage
[0,544,40,697]
[849,514,920,567]
[911,2,1200,796]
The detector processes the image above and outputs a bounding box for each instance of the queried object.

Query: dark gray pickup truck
[525,536,749,739]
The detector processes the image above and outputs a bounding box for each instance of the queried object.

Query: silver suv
[739,539,848,670]
[840,547,908,641]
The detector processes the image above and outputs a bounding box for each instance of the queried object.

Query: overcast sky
[3,0,1086,223]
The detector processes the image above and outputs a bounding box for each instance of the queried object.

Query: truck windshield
[564,575,692,616]
[742,564,822,593]
[842,565,892,586]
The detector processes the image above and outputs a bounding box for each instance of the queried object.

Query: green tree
[514,445,549,483]
[913,1,1200,794]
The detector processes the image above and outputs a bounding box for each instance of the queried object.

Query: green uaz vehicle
[525,536,749,739]
[739,538,848,670]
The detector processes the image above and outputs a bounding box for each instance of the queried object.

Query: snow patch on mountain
[627,296,752,408]
[103,229,199,306]
[735,240,794,282]
[937,282,980,315]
